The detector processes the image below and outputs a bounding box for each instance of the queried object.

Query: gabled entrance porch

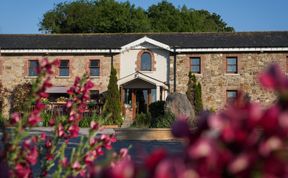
[118,72,168,120]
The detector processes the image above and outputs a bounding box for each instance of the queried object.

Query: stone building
[0,32,287,118]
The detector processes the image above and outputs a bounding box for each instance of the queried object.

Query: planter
[102,125,119,129]
[115,128,175,140]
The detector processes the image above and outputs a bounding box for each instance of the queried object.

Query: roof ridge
[0,31,288,36]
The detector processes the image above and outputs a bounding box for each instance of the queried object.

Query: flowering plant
[90,64,288,178]
[0,59,124,177]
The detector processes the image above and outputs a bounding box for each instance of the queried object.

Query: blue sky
[0,0,287,34]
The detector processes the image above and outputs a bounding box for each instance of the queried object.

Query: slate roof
[0,32,287,50]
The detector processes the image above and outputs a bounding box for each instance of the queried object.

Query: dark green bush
[103,67,122,125]
[149,101,165,119]
[131,112,151,128]
[151,112,175,128]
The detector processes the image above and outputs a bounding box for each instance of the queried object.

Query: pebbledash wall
[0,32,287,117]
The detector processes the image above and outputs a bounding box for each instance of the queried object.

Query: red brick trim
[135,50,156,71]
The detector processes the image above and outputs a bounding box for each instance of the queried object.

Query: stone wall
[0,53,119,116]
[171,52,288,110]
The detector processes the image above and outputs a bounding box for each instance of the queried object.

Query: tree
[186,72,203,115]
[103,67,122,125]
[39,0,234,33]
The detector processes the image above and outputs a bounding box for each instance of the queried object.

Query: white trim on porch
[117,71,168,90]
[120,36,172,52]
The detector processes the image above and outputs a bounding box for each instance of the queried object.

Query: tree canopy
[39,0,234,33]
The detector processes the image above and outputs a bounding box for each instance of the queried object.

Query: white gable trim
[121,36,172,52]
[118,72,168,89]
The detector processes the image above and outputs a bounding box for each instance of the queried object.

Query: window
[141,52,152,71]
[28,60,39,76]
[191,57,201,73]
[226,57,238,73]
[59,60,69,76]
[90,60,100,76]
[226,90,238,103]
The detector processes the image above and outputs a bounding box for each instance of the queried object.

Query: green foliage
[131,112,151,128]
[103,67,122,125]
[151,111,175,128]
[0,114,5,128]
[186,72,203,115]
[39,0,234,33]
[40,112,52,127]
[195,82,203,115]
[10,82,32,113]
[148,101,165,119]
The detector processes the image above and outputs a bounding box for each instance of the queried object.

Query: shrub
[131,112,151,128]
[103,67,122,125]
[10,82,32,113]
[0,59,123,177]
[151,111,175,128]
[186,72,203,115]
[149,100,165,119]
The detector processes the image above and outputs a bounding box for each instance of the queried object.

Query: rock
[165,93,196,125]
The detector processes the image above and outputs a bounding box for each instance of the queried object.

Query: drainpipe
[167,51,170,92]
[110,49,114,68]
[173,47,177,93]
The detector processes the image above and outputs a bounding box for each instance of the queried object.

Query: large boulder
[165,92,196,126]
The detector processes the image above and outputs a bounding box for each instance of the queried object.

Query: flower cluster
[90,64,288,178]
[1,58,121,178]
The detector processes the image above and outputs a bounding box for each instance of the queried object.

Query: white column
[163,90,167,101]
[156,85,160,101]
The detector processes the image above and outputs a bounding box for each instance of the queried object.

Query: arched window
[141,52,152,71]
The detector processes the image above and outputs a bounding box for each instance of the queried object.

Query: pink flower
[258,64,288,91]
[84,80,94,90]
[119,148,129,159]
[72,161,81,170]
[15,163,31,178]
[85,151,96,165]
[25,147,39,165]
[46,153,53,161]
[57,124,65,137]
[40,133,46,140]
[90,121,99,131]
[45,139,52,148]
[68,124,79,138]
[28,112,42,126]
[66,100,73,108]
[10,112,21,125]
[61,157,68,168]
[228,154,249,174]
[145,149,167,170]
[48,118,55,126]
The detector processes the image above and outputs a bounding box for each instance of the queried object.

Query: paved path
[17,128,184,164]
